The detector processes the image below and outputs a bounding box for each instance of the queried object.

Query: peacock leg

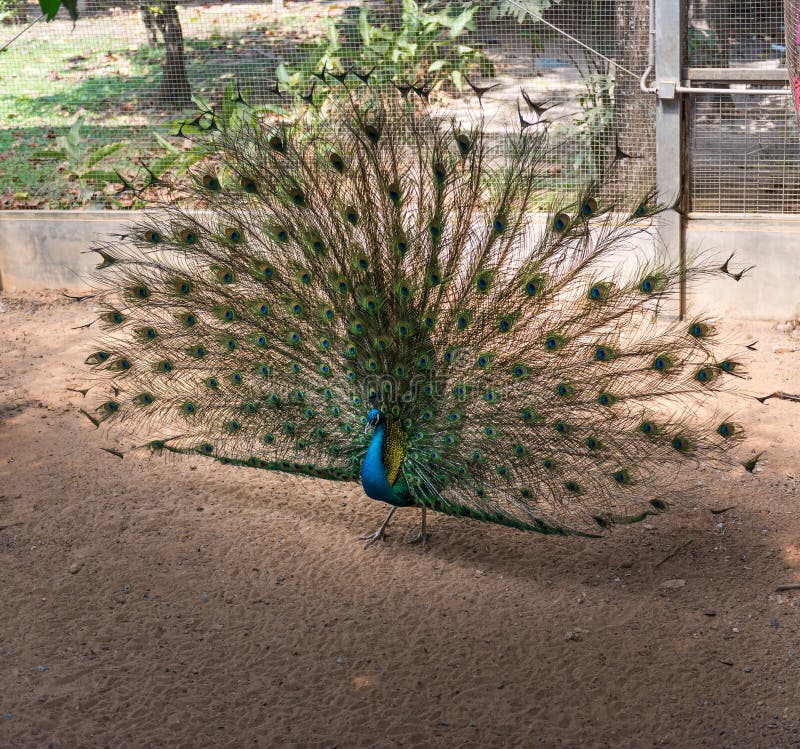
[361,506,397,548]
[408,505,429,547]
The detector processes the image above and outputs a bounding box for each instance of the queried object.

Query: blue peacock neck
[361,418,399,504]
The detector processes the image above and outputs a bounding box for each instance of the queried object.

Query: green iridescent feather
[83,84,745,536]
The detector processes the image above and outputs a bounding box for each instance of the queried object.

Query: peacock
[81,81,746,547]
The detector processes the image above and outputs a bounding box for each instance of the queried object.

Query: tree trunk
[608,0,656,202]
[156,0,191,109]
[140,0,159,47]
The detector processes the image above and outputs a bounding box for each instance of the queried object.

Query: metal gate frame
[652,0,793,316]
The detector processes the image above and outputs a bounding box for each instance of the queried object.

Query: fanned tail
[83,82,746,536]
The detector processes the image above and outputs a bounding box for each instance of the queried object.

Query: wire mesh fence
[688,0,786,67]
[685,0,799,212]
[0,0,795,213]
[0,0,657,210]
[786,0,800,127]
[689,90,800,212]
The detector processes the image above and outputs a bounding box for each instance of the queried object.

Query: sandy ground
[1,290,799,748]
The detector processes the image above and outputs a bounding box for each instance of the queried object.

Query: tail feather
[84,85,745,536]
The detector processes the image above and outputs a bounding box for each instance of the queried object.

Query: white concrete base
[0,211,140,292]
[685,214,800,321]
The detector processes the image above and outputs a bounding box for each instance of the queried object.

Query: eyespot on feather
[523,274,545,298]
[612,469,631,484]
[128,285,150,300]
[639,420,659,436]
[652,354,674,372]
[695,366,716,384]
[671,435,691,452]
[455,132,472,155]
[639,273,666,293]
[202,174,220,191]
[108,358,131,372]
[553,212,570,232]
[224,227,243,243]
[544,333,566,351]
[100,310,125,325]
[717,422,740,438]
[387,181,401,205]
[580,197,598,218]
[492,213,507,234]
[594,345,615,362]
[214,267,235,284]
[363,123,380,144]
[555,382,575,397]
[288,185,306,207]
[689,321,715,338]
[241,176,258,194]
[588,282,612,302]
[328,151,345,172]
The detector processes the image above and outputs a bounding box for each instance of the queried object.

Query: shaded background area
[0,0,798,212]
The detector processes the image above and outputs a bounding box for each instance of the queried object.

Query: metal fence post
[654,0,687,316]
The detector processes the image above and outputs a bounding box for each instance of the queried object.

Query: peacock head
[365,407,384,432]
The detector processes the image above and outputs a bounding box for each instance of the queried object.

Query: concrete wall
[685,215,800,321]
[0,210,798,320]
[0,211,137,292]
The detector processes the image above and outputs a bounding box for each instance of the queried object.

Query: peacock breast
[381,417,407,487]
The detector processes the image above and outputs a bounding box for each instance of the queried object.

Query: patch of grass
[0,5,331,208]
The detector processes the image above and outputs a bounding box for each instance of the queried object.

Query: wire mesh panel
[787,0,800,126]
[688,0,786,67]
[685,0,799,212]
[0,0,655,209]
[689,89,800,212]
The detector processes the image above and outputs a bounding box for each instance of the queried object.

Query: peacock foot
[407,530,429,548]
[361,526,389,549]
[407,506,429,548]
[361,506,397,549]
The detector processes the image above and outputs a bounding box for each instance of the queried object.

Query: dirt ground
[1,290,799,748]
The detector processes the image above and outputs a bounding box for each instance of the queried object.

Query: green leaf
[358,8,373,47]
[275,62,300,87]
[80,170,117,183]
[32,150,66,160]
[61,0,78,20]
[148,151,181,177]
[39,0,61,21]
[66,114,85,147]
[153,132,179,154]
[444,5,478,38]
[428,59,447,72]
[325,17,340,50]
[85,142,123,170]
[190,94,211,113]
